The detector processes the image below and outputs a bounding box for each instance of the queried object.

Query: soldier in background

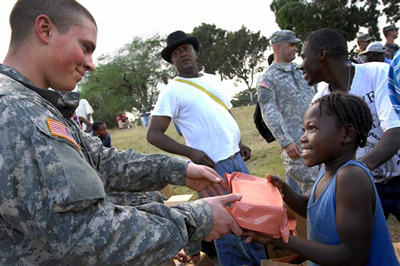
[256,30,319,193]
[383,24,399,60]
[0,0,243,264]
[356,32,374,64]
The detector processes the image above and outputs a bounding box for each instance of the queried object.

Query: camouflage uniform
[384,42,400,60]
[257,62,319,192]
[0,64,212,265]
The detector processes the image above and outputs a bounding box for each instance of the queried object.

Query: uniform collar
[0,64,80,119]
[271,62,296,72]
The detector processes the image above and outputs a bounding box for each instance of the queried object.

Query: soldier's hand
[186,163,227,196]
[203,194,243,242]
[188,150,215,168]
[284,142,301,159]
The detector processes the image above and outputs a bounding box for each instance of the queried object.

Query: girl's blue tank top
[307,160,397,265]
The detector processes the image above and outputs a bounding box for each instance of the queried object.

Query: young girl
[247,93,398,265]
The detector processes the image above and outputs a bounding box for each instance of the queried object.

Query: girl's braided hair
[315,93,372,148]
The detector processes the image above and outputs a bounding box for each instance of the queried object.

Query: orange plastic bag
[225,172,295,243]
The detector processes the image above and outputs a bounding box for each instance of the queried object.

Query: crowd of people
[0,0,399,265]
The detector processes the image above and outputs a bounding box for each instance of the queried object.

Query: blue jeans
[140,116,150,127]
[212,153,267,266]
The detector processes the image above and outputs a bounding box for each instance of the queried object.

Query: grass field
[110,104,399,242]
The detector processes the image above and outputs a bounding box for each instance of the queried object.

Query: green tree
[382,0,400,23]
[192,24,269,104]
[192,23,228,75]
[231,88,257,107]
[269,0,399,42]
[79,35,169,127]
[221,26,269,104]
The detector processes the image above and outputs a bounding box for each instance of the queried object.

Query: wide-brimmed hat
[270,30,301,44]
[161,30,199,63]
[359,42,385,55]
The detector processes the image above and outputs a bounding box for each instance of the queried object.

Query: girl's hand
[266,174,287,194]
[243,230,277,246]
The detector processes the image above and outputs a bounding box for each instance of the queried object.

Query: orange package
[225,172,296,243]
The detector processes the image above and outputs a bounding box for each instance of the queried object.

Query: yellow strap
[174,78,229,111]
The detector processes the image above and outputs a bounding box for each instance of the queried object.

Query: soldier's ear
[35,14,54,44]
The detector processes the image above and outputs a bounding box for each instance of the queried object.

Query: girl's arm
[253,166,374,265]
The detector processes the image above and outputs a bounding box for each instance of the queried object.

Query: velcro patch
[47,118,80,150]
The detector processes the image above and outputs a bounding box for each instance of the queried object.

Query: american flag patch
[259,81,271,89]
[47,118,80,150]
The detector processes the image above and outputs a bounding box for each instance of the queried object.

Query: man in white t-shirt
[147,30,266,266]
[300,28,400,222]
[75,98,94,132]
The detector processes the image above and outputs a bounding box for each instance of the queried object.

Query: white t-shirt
[75,99,94,131]
[312,62,400,182]
[152,73,241,163]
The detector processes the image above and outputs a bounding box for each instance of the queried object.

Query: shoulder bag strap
[174,78,229,111]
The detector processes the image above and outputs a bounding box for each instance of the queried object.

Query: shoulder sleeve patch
[47,118,80,150]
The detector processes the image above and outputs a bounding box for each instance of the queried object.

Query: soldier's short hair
[10,0,96,48]
[304,28,348,59]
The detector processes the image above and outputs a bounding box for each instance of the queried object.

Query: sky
[0,1,393,97]
[0,0,280,96]
[0,0,279,63]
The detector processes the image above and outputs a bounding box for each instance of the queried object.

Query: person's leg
[117,120,123,130]
[144,116,150,127]
[212,154,267,265]
[140,117,146,127]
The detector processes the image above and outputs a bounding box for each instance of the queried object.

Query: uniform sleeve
[81,131,189,191]
[0,101,212,264]
[257,75,294,148]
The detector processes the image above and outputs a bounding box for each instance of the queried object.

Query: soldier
[355,32,373,64]
[256,30,319,193]
[383,24,399,60]
[0,1,243,264]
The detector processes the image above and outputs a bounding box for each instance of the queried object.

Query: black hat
[161,30,199,63]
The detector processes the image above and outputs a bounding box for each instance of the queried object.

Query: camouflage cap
[270,30,301,44]
[357,32,373,42]
[383,24,399,33]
